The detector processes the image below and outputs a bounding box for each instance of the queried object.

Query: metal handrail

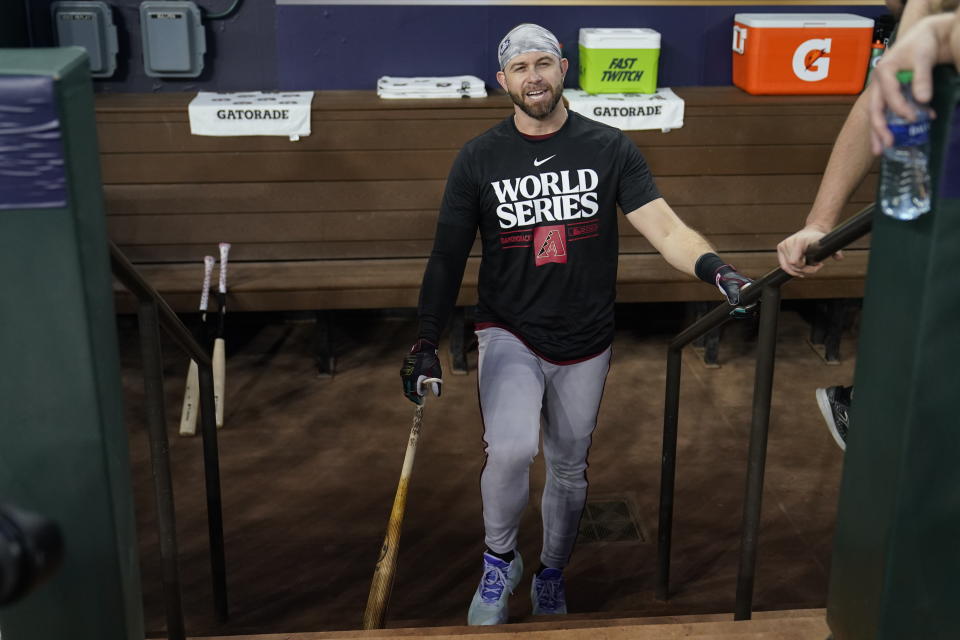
[111,245,211,367]
[110,242,229,637]
[667,205,874,350]
[656,204,875,620]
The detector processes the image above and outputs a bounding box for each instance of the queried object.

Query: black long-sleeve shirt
[418,111,660,362]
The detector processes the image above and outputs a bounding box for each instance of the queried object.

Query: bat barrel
[361,405,426,629]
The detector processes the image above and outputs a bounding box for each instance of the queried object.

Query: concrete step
[195,608,828,640]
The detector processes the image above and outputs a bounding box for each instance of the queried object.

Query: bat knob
[417,376,442,400]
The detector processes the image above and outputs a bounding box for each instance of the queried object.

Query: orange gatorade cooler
[732,13,874,95]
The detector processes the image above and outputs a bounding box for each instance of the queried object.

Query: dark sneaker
[816,385,852,451]
[531,567,567,615]
[467,551,523,625]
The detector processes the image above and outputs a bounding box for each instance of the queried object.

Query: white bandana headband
[497,23,562,70]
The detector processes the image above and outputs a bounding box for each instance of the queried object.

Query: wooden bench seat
[99,88,874,315]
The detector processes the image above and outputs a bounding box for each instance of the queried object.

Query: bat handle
[218,242,231,294]
[200,256,215,312]
[418,377,442,400]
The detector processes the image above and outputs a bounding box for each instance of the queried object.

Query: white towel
[377,75,487,99]
[188,91,313,140]
[565,88,684,131]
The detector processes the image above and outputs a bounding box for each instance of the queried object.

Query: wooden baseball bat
[179,255,216,436]
[213,242,230,429]
[362,377,442,630]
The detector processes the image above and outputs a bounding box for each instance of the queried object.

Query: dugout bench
[101,88,873,371]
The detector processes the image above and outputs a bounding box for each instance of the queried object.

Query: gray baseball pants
[476,327,611,569]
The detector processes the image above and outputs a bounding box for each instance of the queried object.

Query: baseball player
[400,23,753,626]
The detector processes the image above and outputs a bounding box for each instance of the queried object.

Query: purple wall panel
[26,0,278,93]
[277,6,492,91]
[20,2,888,92]
[277,4,887,91]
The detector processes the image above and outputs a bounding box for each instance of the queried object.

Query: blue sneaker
[531,567,567,615]
[467,551,523,625]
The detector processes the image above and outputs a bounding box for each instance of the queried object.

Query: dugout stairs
[98,136,871,640]
[196,608,828,639]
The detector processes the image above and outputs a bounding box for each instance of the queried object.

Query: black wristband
[695,253,725,284]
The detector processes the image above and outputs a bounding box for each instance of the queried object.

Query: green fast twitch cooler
[578,28,661,94]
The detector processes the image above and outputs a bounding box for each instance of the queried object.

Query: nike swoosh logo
[533,155,556,167]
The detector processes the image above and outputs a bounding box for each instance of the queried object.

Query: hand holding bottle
[868,12,958,154]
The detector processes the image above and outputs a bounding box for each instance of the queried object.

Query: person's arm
[625,197,713,276]
[805,92,877,234]
[776,89,874,277]
[617,137,752,306]
[401,149,479,404]
[776,0,944,277]
[625,198,753,307]
[415,146,480,343]
[416,222,475,344]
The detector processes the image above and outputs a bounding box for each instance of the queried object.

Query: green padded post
[827,67,960,639]
[0,49,144,640]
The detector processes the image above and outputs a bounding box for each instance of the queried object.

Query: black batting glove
[715,265,756,318]
[400,339,442,405]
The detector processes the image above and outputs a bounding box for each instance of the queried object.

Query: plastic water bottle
[879,70,931,220]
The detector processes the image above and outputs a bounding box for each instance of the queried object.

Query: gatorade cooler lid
[734,13,874,29]
[579,28,661,49]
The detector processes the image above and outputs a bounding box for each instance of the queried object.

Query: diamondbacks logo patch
[534,225,567,267]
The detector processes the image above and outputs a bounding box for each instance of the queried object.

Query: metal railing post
[656,346,683,601]
[136,298,186,640]
[734,284,781,620]
[198,362,229,623]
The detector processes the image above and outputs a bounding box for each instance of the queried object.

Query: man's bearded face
[501,52,566,120]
